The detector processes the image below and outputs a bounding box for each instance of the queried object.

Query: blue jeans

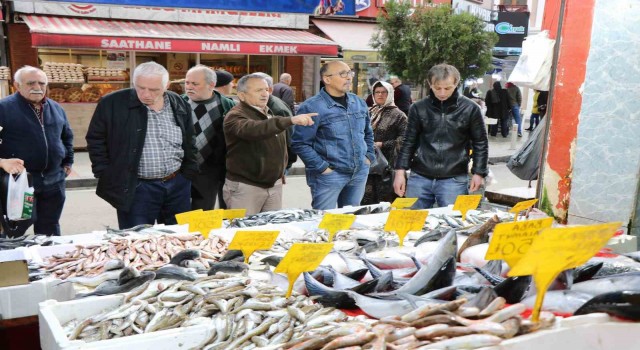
[512,105,522,134]
[406,172,469,209]
[306,166,368,210]
[529,113,540,129]
[33,180,66,236]
[117,173,191,229]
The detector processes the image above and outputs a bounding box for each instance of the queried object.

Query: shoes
[518,133,522,137]
[524,128,532,131]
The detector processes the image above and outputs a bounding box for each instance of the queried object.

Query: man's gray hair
[279,73,291,83]
[187,64,217,86]
[252,72,273,88]
[133,61,169,87]
[389,75,401,84]
[427,64,460,86]
[14,65,47,85]
[236,74,268,93]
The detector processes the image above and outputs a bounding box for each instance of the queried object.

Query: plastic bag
[369,146,389,175]
[7,172,34,220]
[508,31,556,91]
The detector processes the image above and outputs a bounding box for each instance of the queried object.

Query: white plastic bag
[7,172,33,220]
[508,31,556,91]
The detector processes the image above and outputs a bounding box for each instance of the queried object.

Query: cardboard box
[0,249,29,287]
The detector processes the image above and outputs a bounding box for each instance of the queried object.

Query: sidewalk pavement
[66,128,531,188]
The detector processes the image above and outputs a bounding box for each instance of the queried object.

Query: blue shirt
[292,88,375,174]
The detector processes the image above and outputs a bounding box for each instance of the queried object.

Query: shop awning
[23,15,338,56]
[312,19,378,52]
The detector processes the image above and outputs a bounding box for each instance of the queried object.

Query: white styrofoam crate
[486,314,640,350]
[29,243,78,264]
[0,278,75,319]
[39,295,214,350]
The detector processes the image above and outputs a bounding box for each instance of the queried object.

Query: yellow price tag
[175,209,203,225]
[384,210,429,246]
[227,230,279,263]
[485,218,553,268]
[318,213,356,241]
[178,210,223,237]
[391,197,418,209]
[453,194,482,221]
[274,243,334,297]
[509,222,621,322]
[510,199,538,219]
[223,209,247,220]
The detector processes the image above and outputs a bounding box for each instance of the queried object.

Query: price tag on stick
[188,210,223,238]
[453,195,482,221]
[391,197,418,209]
[508,222,621,322]
[275,243,334,297]
[384,210,429,246]
[227,230,279,263]
[510,199,538,220]
[318,213,356,241]
[175,209,203,226]
[223,209,247,220]
[485,218,554,268]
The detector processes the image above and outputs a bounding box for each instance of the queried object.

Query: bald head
[279,73,292,85]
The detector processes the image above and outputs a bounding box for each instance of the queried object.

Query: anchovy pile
[0,235,56,250]
[43,234,227,280]
[103,224,180,239]
[228,209,322,228]
[62,273,368,348]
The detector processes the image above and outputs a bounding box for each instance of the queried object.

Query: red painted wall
[540,0,595,222]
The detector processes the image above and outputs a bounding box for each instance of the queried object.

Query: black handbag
[369,146,389,175]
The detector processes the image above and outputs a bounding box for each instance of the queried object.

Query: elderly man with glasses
[292,61,375,209]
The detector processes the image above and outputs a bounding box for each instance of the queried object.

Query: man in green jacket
[223,74,316,214]
[183,65,236,210]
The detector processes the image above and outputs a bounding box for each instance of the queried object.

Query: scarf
[369,80,397,129]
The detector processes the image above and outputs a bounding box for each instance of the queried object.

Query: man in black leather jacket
[393,64,488,209]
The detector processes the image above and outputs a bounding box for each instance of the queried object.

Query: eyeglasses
[373,91,388,95]
[325,70,355,78]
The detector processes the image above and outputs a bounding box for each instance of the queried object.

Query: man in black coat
[272,73,295,113]
[86,62,198,229]
[393,64,488,209]
[390,76,412,116]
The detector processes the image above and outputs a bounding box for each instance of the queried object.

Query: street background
[49,128,536,235]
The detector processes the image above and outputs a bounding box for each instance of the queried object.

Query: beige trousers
[222,179,283,215]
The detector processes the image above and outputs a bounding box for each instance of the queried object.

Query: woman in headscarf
[485,81,512,137]
[362,81,408,205]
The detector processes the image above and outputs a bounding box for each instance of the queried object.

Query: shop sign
[492,11,529,56]
[40,0,356,15]
[106,51,127,70]
[356,0,371,12]
[168,54,189,78]
[14,1,310,29]
[32,34,338,56]
[452,0,495,32]
[344,50,383,62]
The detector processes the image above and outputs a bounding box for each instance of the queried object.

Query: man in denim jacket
[292,61,375,209]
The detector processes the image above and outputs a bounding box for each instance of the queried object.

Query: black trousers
[191,173,226,210]
[489,115,511,137]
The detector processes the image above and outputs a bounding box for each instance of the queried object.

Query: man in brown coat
[222,74,316,214]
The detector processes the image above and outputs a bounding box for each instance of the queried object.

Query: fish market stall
[2,204,640,349]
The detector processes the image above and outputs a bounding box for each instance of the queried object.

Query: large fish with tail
[574,290,640,320]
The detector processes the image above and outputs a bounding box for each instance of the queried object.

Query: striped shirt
[138,95,183,179]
